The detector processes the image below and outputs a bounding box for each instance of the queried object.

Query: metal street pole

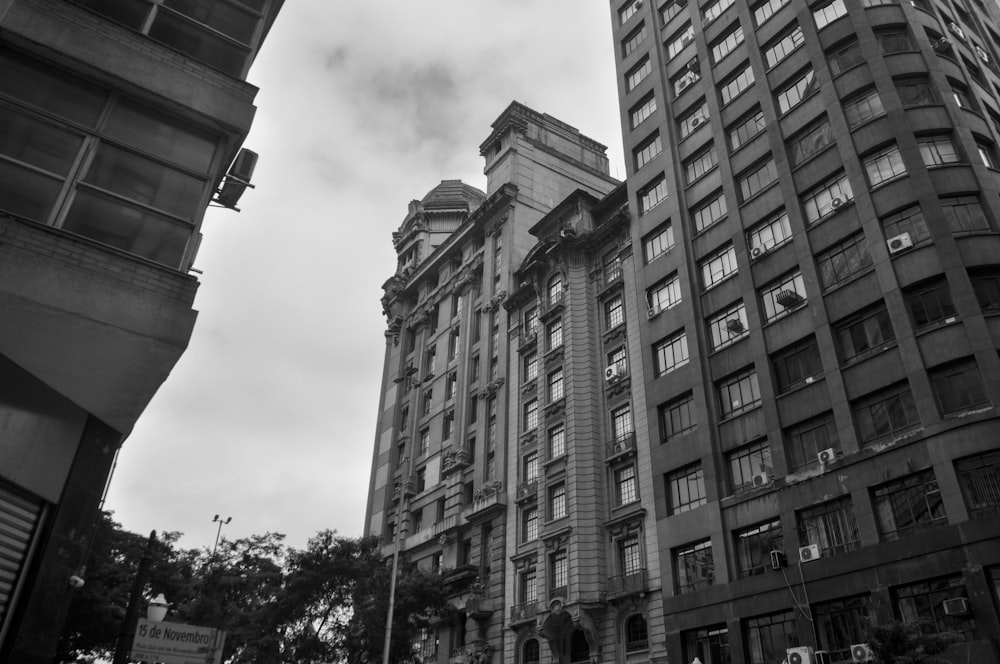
[382,459,409,664]
[112,530,157,664]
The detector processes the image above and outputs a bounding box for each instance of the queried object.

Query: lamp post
[212,515,232,556]
[112,530,157,664]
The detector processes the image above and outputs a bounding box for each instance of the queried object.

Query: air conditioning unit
[677,76,694,93]
[647,306,662,320]
[948,22,965,40]
[787,646,815,664]
[932,37,952,52]
[605,364,624,382]
[681,33,694,46]
[887,232,913,254]
[830,197,844,210]
[975,45,990,64]
[726,318,744,334]
[691,114,707,127]
[850,643,873,663]
[216,148,259,209]
[751,472,770,487]
[775,289,804,308]
[817,447,837,465]
[769,550,786,570]
[942,597,971,616]
[799,544,821,563]
[750,245,766,260]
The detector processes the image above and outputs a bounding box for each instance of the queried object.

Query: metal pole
[381,459,409,664]
[112,530,157,664]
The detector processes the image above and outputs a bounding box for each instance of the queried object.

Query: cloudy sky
[104,1,626,553]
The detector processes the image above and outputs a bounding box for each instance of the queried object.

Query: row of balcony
[509,569,649,626]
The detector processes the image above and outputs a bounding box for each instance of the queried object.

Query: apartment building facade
[0,0,282,661]
[609,0,1000,662]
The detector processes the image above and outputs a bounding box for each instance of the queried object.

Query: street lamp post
[212,515,232,556]
[112,530,157,664]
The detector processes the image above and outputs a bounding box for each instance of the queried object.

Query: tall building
[0,1,282,661]
[609,0,1000,663]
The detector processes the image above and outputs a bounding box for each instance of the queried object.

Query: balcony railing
[442,449,471,475]
[462,481,507,520]
[509,601,539,625]
[607,569,648,598]
[606,432,636,460]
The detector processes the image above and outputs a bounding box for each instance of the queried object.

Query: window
[630,94,658,129]
[894,576,975,637]
[660,392,697,441]
[896,77,937,106]
[700,244,738,289]
[918,136,960,166]
[718,368,761,417]
[622,22,647,57]
[708,301,749,350]
[624,614,649,653]
[619,535,643,577]
[772,337,822,392]
[873,470,946,540]
[522,507,539,542]
[797,496,861,555]
[679,100,710,139]
[817,233,872,290]
[711,24,745,63]
[548,423,566,458]
[626,57,653,91]
[737,158,777,201]
[881,204,930,244]
[864,144,906,186]
[634,132,662,170]
[683,625,730,664]
[930,359,989,415]
[445,372,458,400]
[753,0,789,26]
[524,400,539,431]
[674,540,714,593]
[745,611,798,664]
[735,519,783,578]
[643,221,674,262]
[616,465,639,505]
[667,24,696,60]
[524,451,540,483]
[728,440,773,492]
[829,40,864,76]
[801,172,853,224]
[415,468,427,493]
[877,29,914,54]
[619,0,641,24]
[549,483,567,520]
[956,450,1000,517]
[764,25,804,67]
[692,191,727,232]
[667,463,707,514]
[785,412,838,470]
[853,382,919,444]
[524,352,538,382]
[835,302,895,362]
[661,0,686,23]
[684,144,718,185]
[776,69,818,114]
[648,274,681,313]
[905,279,956,329]
[747,209,792,255]
[814,596,872,664]
[972,271,1000,312]
[729,108,766,151]
[639,175,669,214]
[673,62,702,97]
[422,388,433,415]
[605,294,625,329]
[789,117,834,166]
[520,568,539,606]
[612,404,634,442]
[843,88,885,127]
[419,428,430,456]
[720,63,754,105]
[813,0,847,29]
[550,548,568,594]
[942,195,990,232]
[442,412,454,440]
[654,330,690,376]
[607,346,627,377]
[547,319,563,350]
[976,139,998,168]
[702,0,735,23]
[760,271,807,323]
[547,369,564,403]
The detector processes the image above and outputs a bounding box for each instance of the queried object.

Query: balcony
[442,449,471,475]
[516,480,538,503]
[432,514,459,537]
[465,596,497,619]
[392,478,417,501]
[462,481,507,522]
[607,569,648,599]
[519,326,539,350]
[605,433,636,461]
[509,601,539,626]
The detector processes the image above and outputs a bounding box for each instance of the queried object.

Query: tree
[866,618,964,664]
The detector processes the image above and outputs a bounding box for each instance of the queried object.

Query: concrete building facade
[0,0,282,661]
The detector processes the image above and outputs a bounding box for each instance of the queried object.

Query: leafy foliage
[866,618,964,664]
[56,513,452,664]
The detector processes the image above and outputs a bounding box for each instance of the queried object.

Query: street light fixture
[147,594,169,622]
[212,514,232,555]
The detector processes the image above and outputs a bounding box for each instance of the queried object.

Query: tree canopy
[57,512,451,664]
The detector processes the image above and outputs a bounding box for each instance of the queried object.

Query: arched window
[625,613,649,652]
[522,638,540,664]
[548,275,563,305]
[570,628,590,663]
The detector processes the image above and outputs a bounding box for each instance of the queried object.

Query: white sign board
[131,618,225,664]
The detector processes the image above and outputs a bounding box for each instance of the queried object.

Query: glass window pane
[104,100,217,173]
[0,107,83,176]
[163,0,260,43]
[84,144,205,219]
[0,160,63,221]
[74,0,153,30]
[0,51,107,126]
[149,11,249,77]
[63,190,191,266]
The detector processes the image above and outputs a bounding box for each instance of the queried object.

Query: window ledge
[840,341,897,368]
[775,374,824,398]
[737,179,780,208]
[913,315,960,336]
[717,403,763,424]
[821,265,876,295]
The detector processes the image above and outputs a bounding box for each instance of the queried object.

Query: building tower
[366,102,622,662]
[0,0,282,661]
[609,0,1000,662]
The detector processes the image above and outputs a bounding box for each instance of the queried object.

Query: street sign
[130,618,225,664]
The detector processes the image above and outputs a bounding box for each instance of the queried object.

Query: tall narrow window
[667,463,707,514]
[797,496,861,555]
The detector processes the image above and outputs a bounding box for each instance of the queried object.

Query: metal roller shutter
[0,484,42,635]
